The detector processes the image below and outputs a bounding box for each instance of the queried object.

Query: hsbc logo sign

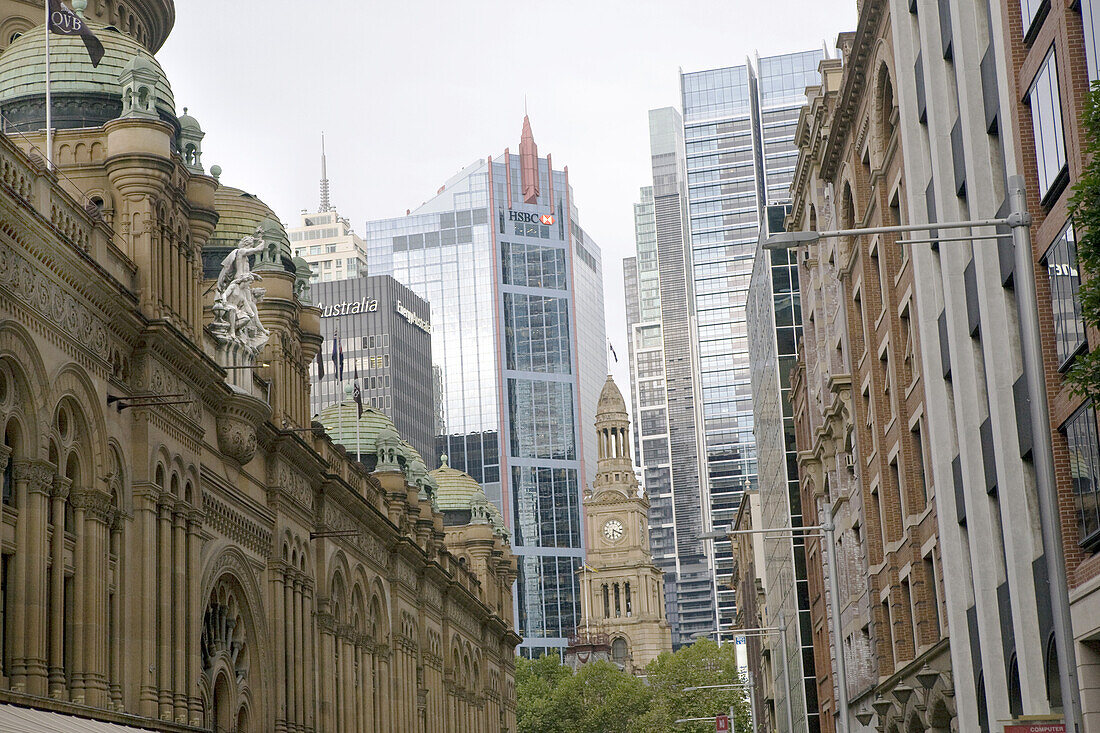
[508,210,555,226]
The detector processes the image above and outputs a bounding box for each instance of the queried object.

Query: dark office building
[310,275,435,464]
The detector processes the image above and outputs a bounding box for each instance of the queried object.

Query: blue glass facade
[680,49,823,629]
[366,143,606,655]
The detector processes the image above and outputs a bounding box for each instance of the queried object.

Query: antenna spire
[320,132,332,212]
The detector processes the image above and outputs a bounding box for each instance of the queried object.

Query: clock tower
[575,375,672,673]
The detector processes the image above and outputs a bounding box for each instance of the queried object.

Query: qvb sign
[715,714,730,733]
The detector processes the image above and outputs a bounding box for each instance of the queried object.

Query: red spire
[519,114,540,204]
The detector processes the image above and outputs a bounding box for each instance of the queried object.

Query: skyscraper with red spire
[364,113,609,658]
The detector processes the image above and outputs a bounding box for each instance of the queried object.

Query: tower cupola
[593,374,638,494]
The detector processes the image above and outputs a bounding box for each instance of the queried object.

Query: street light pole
[1007,175,1083,733]
[777,611,795,733]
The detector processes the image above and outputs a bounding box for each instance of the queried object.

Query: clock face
[602,519,624,542]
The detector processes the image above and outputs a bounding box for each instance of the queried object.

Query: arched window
[602,584,610,618]
[611,637,628,666]
[201,577,253,732]
[1046,633,1062,707]
[614,583,621,617]
[625,582,632,617]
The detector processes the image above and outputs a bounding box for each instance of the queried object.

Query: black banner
[48,0,104,68]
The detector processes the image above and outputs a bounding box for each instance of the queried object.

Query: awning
[0,703,170,732]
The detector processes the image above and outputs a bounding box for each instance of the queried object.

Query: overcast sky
[158,0,855,405]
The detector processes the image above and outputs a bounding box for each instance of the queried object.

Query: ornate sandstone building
[0,1,520,731]
[569,376,671,674]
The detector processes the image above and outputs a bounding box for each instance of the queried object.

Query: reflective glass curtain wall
[367,150,605,656]
[680,50,822,629]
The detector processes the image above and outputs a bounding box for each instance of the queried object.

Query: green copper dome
[0,22,175,131]
[429,457,484,512]
[205,186,294,279]
[316,401,398,457]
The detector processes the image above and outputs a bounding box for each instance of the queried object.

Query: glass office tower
[366,118,607,656]
[624,107,717,647]
[680,49,823,628]
[747,204,818,732]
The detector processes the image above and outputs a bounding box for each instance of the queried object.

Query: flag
[582,563,598,573]
[48,0,104,67]
[608,340,619,363]
[352,360,362,419]
[331,329,344,382]
[337,338,344,382]
[315,337,325,380]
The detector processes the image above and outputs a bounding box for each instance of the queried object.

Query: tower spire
[519,112,540,204]
[320,132,331,212]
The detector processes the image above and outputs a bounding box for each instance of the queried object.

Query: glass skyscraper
[747,204,818,732]
[680,49,823,628]
[625,108,715,647]
[366,117,607,655]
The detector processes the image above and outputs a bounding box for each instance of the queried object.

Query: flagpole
[355,358,360,462]
[44,0,52,170]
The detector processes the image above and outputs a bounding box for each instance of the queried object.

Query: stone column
[363,646,375,733]
[318,614,336,731]
[48,475,70,698]
[78,487,112,708]
[296,578,307,729]
[186,510,203,726]
[109,514,123,711]
[156,496,172,719]
[303,582,316,732]
[273,564,287,733]
[70,492,87,702]
[172,504,187,721]
[135,485,159,717]
[287,575,298,728]
[16,461,52,695]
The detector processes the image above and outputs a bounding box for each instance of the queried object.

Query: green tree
[644,639,750,733]
[515,655,652,733]
[514,640,749,733]
[1068,82,1100,399]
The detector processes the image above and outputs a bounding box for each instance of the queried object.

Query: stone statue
[211,230,271,353]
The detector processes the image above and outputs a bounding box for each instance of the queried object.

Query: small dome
[429,457,485,512]
[205,187,293,278]
[178,107,201,132]
[597,374,628,417]
[0,23,176,131]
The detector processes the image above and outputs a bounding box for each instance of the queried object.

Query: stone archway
[200,571,261,732]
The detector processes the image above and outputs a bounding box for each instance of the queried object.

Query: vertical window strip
[1064,404,1100,547]
[1042,222,1087,368]
[1028,48,1068,201]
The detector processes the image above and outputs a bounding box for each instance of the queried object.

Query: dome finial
[440,454,449,467]
[73,0,88,17]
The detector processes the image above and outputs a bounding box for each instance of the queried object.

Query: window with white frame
[1028,48,1068,201]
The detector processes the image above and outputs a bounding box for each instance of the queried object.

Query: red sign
[1004,725,1066,733]
[715,714,730,733]
[540,214,555,225]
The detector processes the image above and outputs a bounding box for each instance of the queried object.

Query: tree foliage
[1067,82,1100,399]
[515,639,750,733]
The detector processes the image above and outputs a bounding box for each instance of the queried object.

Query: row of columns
[3,457,121,709]
[153,224,201,339]
[274,563,316,732]
[136,487,202,724]
[316,610,391,732]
